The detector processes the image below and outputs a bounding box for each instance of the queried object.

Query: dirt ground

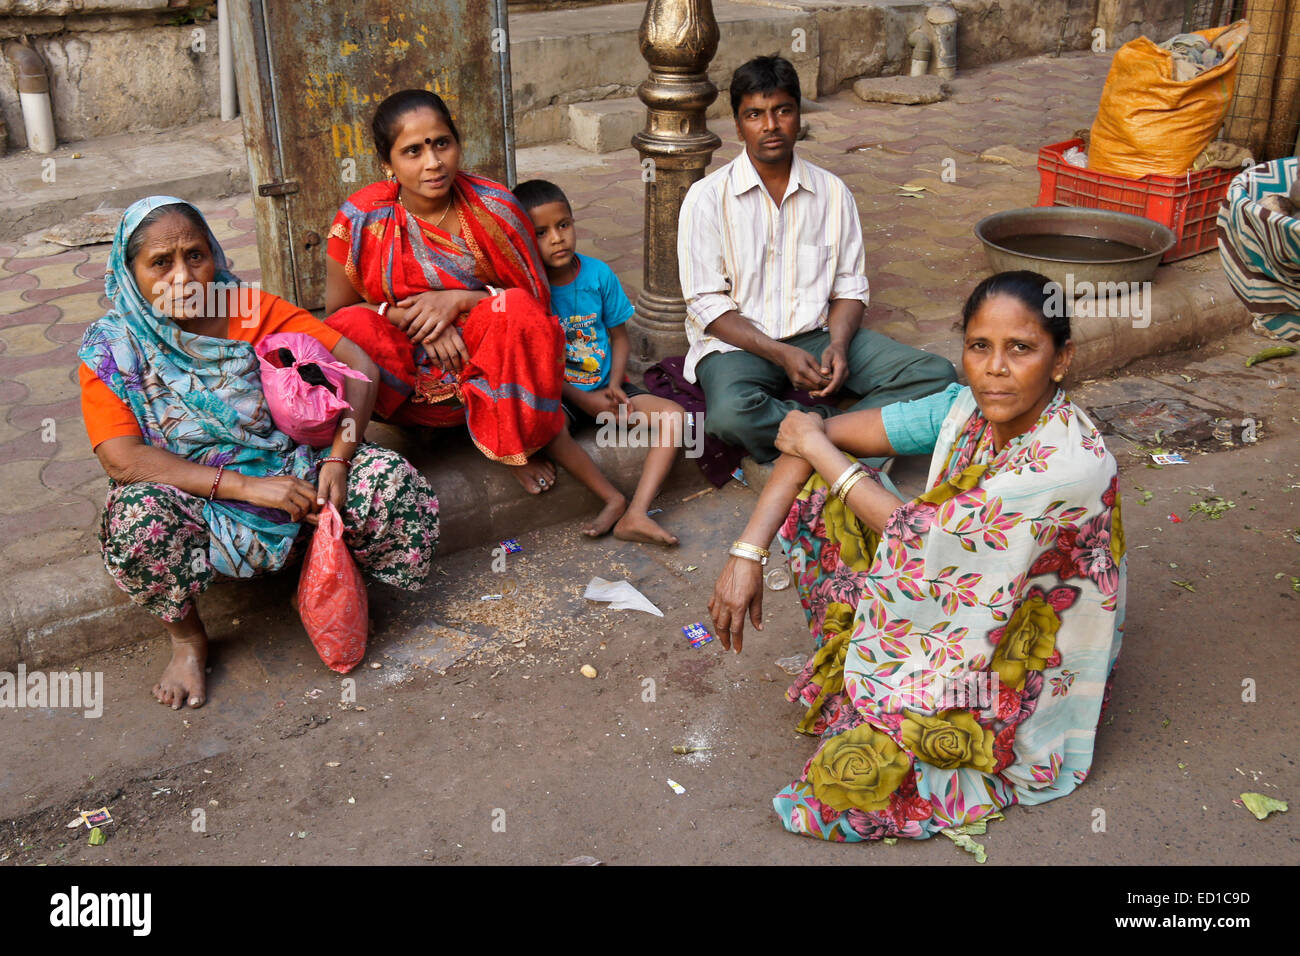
[1,329,1296,867]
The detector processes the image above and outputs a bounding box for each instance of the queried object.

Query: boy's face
[527,200,576,272]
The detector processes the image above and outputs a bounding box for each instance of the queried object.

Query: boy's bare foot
[507,457,557,494]
[153,635,208,710]
[613,511,679,546]
[582,494,627,537]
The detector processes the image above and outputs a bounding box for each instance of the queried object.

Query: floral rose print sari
[774,386,1126,841]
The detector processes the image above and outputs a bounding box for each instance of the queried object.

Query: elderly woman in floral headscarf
[79,196,439,711]
[709,271,1125,842]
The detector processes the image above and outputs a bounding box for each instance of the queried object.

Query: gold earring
[385,169,394,180]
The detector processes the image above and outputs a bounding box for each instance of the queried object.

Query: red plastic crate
[1036,139,1237,262]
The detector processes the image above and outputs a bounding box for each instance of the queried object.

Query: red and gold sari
[326,174,564,464]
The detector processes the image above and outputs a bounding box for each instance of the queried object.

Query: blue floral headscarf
[78,195,315,577]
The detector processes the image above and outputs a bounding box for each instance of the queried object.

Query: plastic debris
[941,828,986,862]
[1151,453,1187,465]
[683,622,714,648]
[684,565,699,573]
[500,538,522,554]
[666,779,686,795]
[765,566,792,590]
[731,467,749,487]
[1267,376,1288,389]
[87,827,107,847]
[479,594,503,601]
[563,856,603,866]
[583,577,664,617]
[775,654,808,675]
[647,509,663,517]
[81,808,112,829]
[672,745,712,755]
[1240,792,1288,820]
[1168,513,1182,523]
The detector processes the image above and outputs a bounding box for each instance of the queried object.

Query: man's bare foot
[153,635,208,711]
[582,494,628,537]
[507,457,557,494]
[613,511,679,546]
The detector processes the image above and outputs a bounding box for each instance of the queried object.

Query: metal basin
[975,207,1175,291]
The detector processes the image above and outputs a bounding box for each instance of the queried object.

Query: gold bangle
[730,539,770,559]
[828,461,863,499]
[837,468,870,504]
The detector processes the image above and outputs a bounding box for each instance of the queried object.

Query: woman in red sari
[326,90,614,507]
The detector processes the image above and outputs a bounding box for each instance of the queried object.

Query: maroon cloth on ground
[641,356,819,487]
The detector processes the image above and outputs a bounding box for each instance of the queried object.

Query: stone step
[0,420,710,673]
[0,118,247,242]
[508,0,821,149]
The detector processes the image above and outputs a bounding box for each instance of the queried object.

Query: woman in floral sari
[325,89,570,496]
[80,196,439,711]
[709,271,1125,841]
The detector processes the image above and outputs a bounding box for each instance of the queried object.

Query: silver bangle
[728,545,767,566]
[828,461,864,499]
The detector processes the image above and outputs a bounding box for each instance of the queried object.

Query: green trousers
[696,327,957,464]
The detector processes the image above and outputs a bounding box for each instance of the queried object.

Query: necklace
[398,187,455,230]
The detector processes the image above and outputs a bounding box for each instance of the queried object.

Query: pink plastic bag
[255,332,369,447]
[297,502,368,674]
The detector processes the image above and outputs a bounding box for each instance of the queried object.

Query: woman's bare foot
[507,457,557,494]
[613,511,679,546]
[153,634,208,710]
[582,493,628,537]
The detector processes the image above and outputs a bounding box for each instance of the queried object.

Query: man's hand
[810,343,849,398]
[780,345,831,392]
[708,555,764,653]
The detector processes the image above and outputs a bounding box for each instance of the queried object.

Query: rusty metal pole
[627,0,721,373]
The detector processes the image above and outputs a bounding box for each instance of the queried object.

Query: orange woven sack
[1089,23,1246,178]
[297,502,368,673]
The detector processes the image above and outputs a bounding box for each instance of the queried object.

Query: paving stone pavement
[0,50,1223,577]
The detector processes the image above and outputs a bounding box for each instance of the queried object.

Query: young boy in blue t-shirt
[514,179,685,546]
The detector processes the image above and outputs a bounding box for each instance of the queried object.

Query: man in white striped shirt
[678,55,957,464]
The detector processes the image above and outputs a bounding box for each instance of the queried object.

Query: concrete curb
[0,428,706,672]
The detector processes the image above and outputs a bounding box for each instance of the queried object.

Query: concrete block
[853,73,949,104]
[569,97,644,154]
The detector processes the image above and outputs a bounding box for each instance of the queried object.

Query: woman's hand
[774,410,827,460]
[709,555,764,653]
[237,474,319,523]
[395,290,467,345]
[424,325,470,373]
[306,461,349,526]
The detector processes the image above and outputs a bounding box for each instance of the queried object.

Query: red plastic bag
[297,502,368,673]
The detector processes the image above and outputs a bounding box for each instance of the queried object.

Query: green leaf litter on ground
[882,837,898,846]
[1171,580,1197,592]
[1189,496,1235,519]
[87,827,106,846]
[1240,793,1288,820]
[942,829,987,862]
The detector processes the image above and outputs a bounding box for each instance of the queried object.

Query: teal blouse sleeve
[879,382,966,456]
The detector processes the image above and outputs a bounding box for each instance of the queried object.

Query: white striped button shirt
[677,148,871,383]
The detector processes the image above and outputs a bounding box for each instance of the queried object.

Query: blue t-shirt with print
[549,253,636,391]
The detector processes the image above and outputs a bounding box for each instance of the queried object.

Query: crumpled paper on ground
[583,577,663,617]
